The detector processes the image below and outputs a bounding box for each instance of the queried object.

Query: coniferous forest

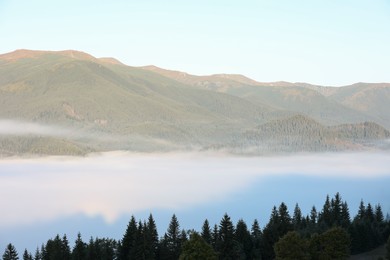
[3,193,390,260]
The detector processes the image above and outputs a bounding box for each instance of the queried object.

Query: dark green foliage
[386,234,390,260]
[201,219,212,245]
[43,234,70,260]
[315,227,350,259]
[145,214,159,259]
[262,203,293,259]
[22,250,32,260]
[274,231,309,260]
[179,232,217,260]
[163,214,182,259]
[235,219,253,259]
[250,219,262,259]
[33,248,41,260]
[217,213,240,259]
[292,203,303,230]
[71,233,86,260]
[2,244,19,260]
[211,224,219,250]
[119,215,137,259]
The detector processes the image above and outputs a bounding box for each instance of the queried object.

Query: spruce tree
[292,203,303,230]
[340,201,351,228]
[166,214,181,259]
[120,215,137,260]
[201,219,212,245]
[235,219,252,259]
[250,219,262,260]
[71,233,86,260]
[145,214,159,259]
[33,248,41,260]
[211,224,219,250]
[22,250,32,260]
[217,213,237,259]
[2,244,19,260]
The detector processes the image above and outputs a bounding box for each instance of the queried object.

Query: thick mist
[0,151,389,228]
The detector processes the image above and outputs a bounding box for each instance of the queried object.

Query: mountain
[0,49,389,156]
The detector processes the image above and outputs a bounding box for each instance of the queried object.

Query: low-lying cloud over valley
[0,151,389,227]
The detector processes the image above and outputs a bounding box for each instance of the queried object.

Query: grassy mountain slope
[0,50,389,155]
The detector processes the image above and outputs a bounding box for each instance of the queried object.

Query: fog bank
[0,151,389,227]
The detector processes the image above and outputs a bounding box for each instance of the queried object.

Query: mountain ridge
[1,49,389,156]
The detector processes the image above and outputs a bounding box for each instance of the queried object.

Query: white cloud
[0,151,389,227]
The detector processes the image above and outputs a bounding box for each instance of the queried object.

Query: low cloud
[0,120,70,137]
[0,151,389,227]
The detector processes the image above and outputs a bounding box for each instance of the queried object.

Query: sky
[1,0,390,86]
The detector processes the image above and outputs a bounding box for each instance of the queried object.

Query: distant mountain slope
[141,66,389,128]
[0,50,389,155]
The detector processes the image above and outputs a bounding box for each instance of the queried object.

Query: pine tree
[120,215,137,260]
[217,213,237,259]
[166,214,181,259]
[3,244,19,260]
[211,224,219,250]
[292,203,303,230]
[33,248,41,260]
[235,219,252,259]
[310,206,317,225]
[331,192,342,226]
[357,200,366,220]
[278,202,293,235]
[386,234,390,260]
[375,204,384,223]
[22,250,32,260]
[319,195,332,229]
[61,235,71,260]
[201,219,212,245]
[145,214,159,259]
[71,233,86,260]
[340,201,351,228]
[250,219,262,260]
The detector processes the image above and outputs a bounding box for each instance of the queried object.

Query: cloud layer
[0,151,389,227]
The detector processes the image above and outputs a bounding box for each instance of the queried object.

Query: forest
[3,193,390,260]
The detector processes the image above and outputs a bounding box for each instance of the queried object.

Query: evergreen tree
[22,250,32,260]
[217,213,238,259]
[71,233,86,260]
[201,219,212,245]
[61,235,71,260]
[318,195,332,229]
[144,214,159,259]
[235,219,252,259]
[331,192,342,226]
[309,206,317,225]
[33,248,41,260]
[375,204,384,223]
[292,203,303,230]
[133,221,145,259]
[278,202,293,235]
[165,214,182,259]
[366,203,375,222]
[250,219,262,260]
[386,234,390,260]
[211,224,219,250]
[357,200,366,220]
[44,234,70,260]
[120,215,137,260]
[340,201,351,228]
[2,244,19,260]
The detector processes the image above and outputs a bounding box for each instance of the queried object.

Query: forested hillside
[3,193,390,259]
[1,50,390,156]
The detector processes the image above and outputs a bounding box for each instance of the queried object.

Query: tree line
[3,193,390,259]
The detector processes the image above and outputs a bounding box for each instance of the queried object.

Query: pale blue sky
[1,0,389,86]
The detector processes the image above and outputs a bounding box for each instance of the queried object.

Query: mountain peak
[0,49,97,62]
